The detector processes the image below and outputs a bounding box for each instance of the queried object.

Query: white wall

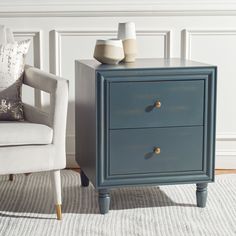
[1,0,236,168]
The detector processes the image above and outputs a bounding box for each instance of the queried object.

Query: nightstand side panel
[75,61,97,185]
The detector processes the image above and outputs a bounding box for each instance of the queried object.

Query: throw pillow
[0,39,30,121]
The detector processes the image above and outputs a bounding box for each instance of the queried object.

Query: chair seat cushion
[0,121,53,146]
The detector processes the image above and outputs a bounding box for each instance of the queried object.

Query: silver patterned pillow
[0,39,30,121]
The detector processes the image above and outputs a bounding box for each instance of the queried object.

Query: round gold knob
[155,100,162,109]
[154,147,161,155]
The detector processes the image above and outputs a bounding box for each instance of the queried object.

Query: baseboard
[66,154,79,168]
[215,151,236,169]
[67,153,236,169]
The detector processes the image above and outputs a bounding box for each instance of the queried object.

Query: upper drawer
[109,80,204,129]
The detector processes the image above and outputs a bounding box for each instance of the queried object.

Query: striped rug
[0,170,236,236]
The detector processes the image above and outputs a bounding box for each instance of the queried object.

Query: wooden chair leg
[55,204,62,220]
[9,174,13,181]
[50,170,62,220]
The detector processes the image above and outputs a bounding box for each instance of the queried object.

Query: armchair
[0,25,68,220]
[0,65,68,220]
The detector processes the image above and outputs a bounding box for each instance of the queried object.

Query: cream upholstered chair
[0,26,69,220]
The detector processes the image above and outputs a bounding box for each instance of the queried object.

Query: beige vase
[122,39,137,63]
[118,22,137,63]
[93,39,124,65]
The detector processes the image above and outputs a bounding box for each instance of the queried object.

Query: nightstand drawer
[109,126,203,176]
[109,80,204,129]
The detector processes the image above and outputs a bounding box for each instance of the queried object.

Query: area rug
[0,170,236,236]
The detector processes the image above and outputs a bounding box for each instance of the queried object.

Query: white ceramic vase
[118,22,137,63]
[93,39,124,65]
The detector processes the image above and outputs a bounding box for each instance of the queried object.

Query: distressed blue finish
[110,80,204,129]
[109,126,203,175]
[196,183,208,207]
[98,189,110,214]
[75,58,217,214]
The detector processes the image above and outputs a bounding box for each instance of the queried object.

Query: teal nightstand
[75,58,217,214]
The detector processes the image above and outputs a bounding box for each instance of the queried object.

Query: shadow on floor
[0,171,196,218]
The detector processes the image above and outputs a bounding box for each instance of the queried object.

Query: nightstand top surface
[77,58,215,71]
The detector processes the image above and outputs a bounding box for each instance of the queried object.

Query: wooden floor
[215,169,236,175]
[69,168,236,175]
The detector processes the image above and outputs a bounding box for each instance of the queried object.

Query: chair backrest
[0,25,15,44]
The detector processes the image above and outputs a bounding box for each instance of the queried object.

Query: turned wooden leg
[50,170,62,220]
[9,174,14,181]
[80,170,89,187]
[196,183,208,208]
[98,189,110,214]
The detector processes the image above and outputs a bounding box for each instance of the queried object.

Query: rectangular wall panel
[182,30,236,168]
[51,29,171,166]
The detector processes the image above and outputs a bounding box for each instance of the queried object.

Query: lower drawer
[109,126,203,176]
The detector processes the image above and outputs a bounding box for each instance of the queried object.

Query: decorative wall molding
[182,29,236,168]
[181,29,236,59]
[2,15,235,168]
[216,133,236,168]
[215,150,236,169]
[50,29,171,76]
[51,29,171,168]
[217,133,236,141]
[13,30,43,108]
[181,29,236,133]
[52,28,236,168]
[1,1,236,17]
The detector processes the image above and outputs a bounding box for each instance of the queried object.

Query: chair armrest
[23,65,69,145]
[24,65,62,93]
